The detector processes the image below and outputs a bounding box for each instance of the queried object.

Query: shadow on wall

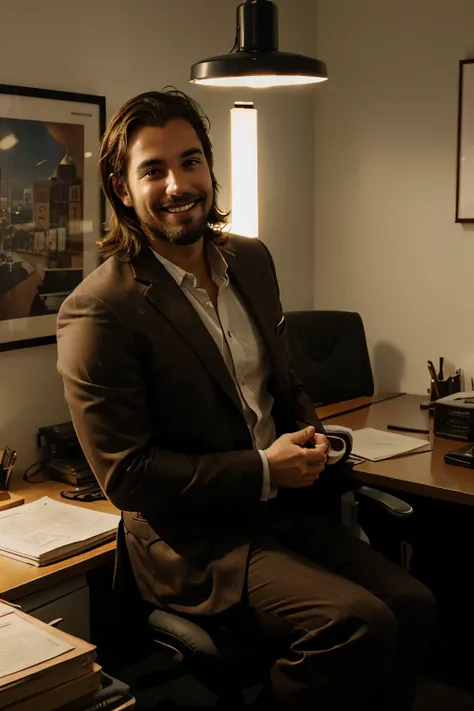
[372,341,406,393]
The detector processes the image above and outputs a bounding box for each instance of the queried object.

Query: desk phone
[444,443,474,469]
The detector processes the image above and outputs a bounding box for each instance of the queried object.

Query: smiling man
[56,90,435,711]
[121,122,212,246]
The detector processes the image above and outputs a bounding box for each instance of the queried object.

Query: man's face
[119,119,214,246]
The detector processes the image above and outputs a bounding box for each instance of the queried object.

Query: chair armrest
[356,485,413,518]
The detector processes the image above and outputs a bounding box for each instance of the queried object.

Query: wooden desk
[316,392,403,421]
[0,480,118,601]
[1,392,469,600]
[325,394,474,507]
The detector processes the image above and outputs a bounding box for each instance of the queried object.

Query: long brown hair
[97,88,230,260]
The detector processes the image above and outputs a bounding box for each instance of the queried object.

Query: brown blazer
[56,235,324,616]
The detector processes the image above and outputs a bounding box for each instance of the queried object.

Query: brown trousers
[243,502,436,711]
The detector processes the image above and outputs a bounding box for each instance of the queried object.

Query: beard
[144,220,206,246]
[142,195,209,246]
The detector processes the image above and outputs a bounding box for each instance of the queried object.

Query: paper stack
[0,602,135,710]
[0,600,100,711]
[351,427,432,462]
[0,497,120,566]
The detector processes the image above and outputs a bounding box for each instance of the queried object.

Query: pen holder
[430,373,461,401]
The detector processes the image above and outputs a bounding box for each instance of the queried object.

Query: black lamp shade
[190,51,328,88]
[190,0,328,89]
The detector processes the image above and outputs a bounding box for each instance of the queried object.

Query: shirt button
[227,331,232,338]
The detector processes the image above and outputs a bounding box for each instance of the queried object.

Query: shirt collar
[151,241,229,289]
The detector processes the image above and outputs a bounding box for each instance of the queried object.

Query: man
[57,89,435,710]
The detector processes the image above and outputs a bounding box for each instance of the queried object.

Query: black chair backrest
[285,310,374,405]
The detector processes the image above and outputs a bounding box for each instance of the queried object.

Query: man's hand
[264,426,328,489]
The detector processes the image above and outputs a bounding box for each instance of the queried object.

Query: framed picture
[0,84,105,351]
[456,60,474,222]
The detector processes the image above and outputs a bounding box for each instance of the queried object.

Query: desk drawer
[13,575,90,640]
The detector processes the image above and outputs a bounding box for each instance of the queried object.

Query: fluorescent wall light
[230,102,258,238]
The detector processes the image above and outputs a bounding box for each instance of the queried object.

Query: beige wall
[314,0,474,394]
[0,0,318,472]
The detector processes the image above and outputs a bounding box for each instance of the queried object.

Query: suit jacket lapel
[225,249,285,376]
[225,243,293,418]
[131,247,243,414]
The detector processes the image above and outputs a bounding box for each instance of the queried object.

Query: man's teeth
[166,201,196,214]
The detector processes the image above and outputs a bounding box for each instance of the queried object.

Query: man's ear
[111,175,133,208]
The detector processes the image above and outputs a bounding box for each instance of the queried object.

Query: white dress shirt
[152,242,276,500]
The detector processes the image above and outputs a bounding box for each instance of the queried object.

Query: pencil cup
[430,373,461,400]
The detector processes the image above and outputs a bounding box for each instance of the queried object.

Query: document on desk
[0,496,120,566]
[351,428,432,462]
[0,613,73,679]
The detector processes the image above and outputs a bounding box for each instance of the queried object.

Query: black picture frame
[455,60,474,222]
[0,84,106,352]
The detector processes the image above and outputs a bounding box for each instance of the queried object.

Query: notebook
[0,497,120,566]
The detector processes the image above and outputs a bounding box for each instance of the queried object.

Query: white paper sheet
[0,613,73,679]
[351,428,431,462]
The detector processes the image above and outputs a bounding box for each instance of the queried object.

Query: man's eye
[183,159,200,168]
[145,169,161,178]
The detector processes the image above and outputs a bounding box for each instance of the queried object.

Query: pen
[0,451,5,489]
[3,451,17,492]
[427,361,440,399]
[438,357,444,381]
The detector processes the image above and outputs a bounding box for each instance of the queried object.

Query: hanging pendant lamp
[190,0,328,89]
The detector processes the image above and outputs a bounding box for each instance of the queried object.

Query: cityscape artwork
[0,85,105,351]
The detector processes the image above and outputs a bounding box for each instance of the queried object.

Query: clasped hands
[264,426,328,489]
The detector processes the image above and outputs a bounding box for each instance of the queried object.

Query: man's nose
[164,169,186,196]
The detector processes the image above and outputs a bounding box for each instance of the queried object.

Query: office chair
[112,519,273,709]
[283,309,409,544]
[284,310,374,405]
[113,485,413,709]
